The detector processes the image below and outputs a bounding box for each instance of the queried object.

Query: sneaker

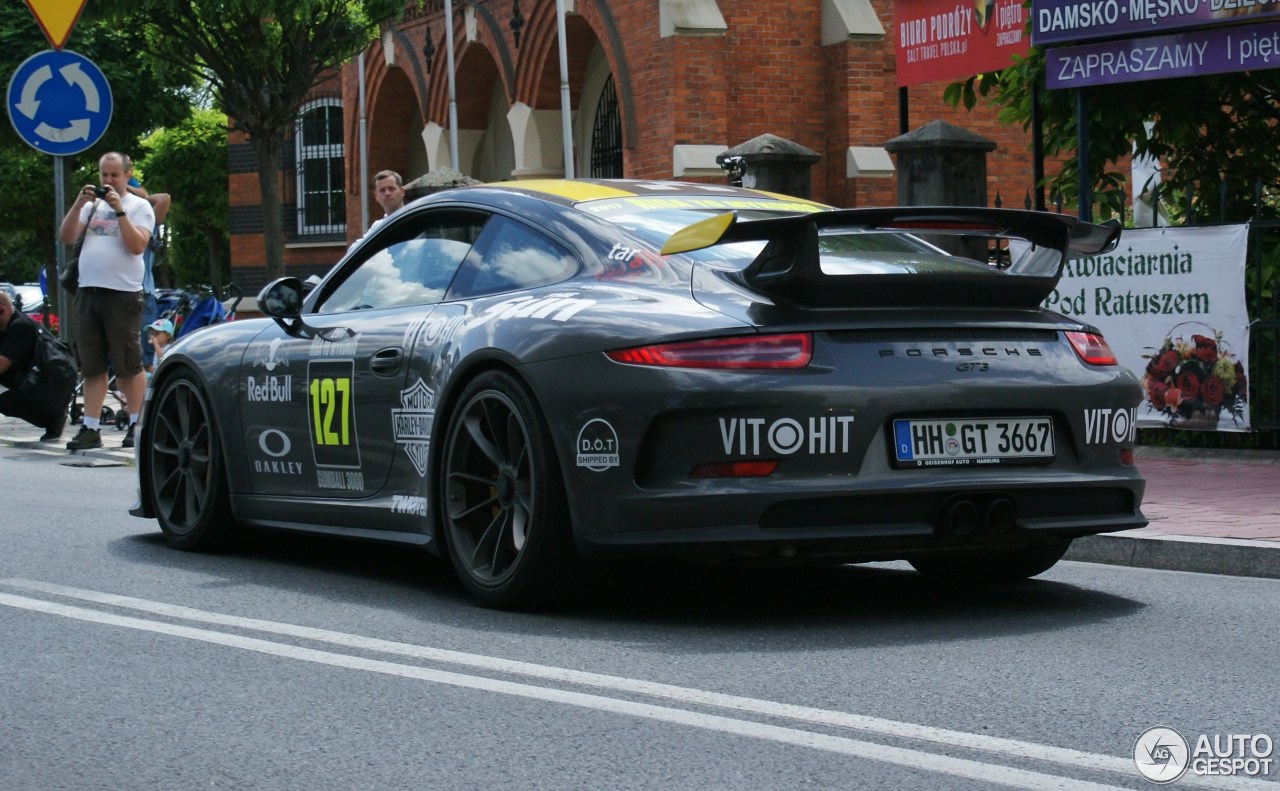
[122,423,136,449]
[40,412,68,442]
[66,426,103,451]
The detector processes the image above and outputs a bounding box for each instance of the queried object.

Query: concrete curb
[1067,532,1280,580]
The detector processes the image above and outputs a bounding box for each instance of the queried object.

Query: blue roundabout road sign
[7,49,112,156]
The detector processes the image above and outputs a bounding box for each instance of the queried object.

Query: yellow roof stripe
[492,180,636,202]
[752,188,831,208]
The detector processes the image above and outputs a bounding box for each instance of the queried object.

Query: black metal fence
[1241,218,1278,441]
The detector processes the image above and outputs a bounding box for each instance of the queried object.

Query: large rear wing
[660,207,1122,309]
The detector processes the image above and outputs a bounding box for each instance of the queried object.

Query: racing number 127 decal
[311,376,351,445]
[307,359,361,471]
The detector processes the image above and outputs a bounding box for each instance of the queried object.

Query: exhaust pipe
[983,497,1017,533]
[937,495,1018,539]
[940,499,979,537]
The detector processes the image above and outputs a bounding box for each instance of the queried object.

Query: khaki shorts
[74,287,145,378]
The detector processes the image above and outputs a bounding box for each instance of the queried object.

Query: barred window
[295,98,345,236]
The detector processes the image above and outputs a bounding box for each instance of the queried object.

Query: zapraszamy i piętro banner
[1043,225,1251,432]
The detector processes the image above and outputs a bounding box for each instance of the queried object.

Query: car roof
[423,178,830,215]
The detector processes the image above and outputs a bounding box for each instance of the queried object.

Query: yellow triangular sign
[25,0,89,50]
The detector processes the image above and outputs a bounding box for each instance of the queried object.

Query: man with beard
[58,151,156,450]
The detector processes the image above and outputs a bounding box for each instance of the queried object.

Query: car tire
[147,369,237,551]
[908,538,1072,583]
[440,371,574,609]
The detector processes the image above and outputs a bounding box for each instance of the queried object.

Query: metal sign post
[53,155,68,336]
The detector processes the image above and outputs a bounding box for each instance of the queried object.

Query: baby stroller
[67,364,128,427]
[163,282,242,339]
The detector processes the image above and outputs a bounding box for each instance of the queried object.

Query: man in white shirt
[58,151,156,451]
[350,170,406,250]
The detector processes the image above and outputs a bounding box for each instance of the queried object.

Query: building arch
[421,36,509,178]
[366,66,423,217]
[508,6,612,177]
[401,1,636,180]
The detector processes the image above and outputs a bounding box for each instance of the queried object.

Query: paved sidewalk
[2,413,1277,579]
[0,411,134,465]
[1065,448,1280,579]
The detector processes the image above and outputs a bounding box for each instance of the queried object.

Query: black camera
[94,186,108,198]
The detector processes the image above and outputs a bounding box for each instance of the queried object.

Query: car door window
[317,212,487,314]
[448,215,579,299]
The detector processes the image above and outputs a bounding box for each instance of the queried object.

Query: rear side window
[317,211,486,313]
[448,216,579,299]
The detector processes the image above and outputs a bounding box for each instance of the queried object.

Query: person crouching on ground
[0,292,68,440]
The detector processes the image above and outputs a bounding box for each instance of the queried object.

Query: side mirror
[257,277,303,319]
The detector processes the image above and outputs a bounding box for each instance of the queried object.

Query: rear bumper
[575,478,1147,563]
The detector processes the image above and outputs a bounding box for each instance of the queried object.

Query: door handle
[370,347,403,374]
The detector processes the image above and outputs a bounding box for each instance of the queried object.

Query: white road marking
[1,579,1271,790]
[0,589,1123,791]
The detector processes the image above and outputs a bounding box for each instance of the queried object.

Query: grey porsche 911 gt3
[132,179,1146,609]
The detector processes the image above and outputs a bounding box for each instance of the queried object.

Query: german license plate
[892,417,1054,467]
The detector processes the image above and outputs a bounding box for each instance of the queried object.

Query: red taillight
[1065,331,1117,366]
[606,333,813,370]
[689,460,780,479]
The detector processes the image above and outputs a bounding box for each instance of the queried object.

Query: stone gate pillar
[715,134,821,199]
[884,120,996,207]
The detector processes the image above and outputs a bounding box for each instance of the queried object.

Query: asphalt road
[2,450,1278,790]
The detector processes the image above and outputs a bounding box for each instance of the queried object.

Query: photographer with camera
[58,151,156,451]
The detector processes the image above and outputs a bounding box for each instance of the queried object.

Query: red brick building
[227,0,1045,290]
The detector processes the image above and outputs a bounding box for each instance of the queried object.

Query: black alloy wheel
[147,369,235,550]
[441,371,573,609]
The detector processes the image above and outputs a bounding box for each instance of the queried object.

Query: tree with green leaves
[93,0,406,280]
[945,51,1280,224]
[0,4,192,296]
[139,108,230,293]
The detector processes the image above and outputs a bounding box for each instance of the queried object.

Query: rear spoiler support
[661,206,1123,309]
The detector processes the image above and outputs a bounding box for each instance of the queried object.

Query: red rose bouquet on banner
[1141,324,1247,427]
